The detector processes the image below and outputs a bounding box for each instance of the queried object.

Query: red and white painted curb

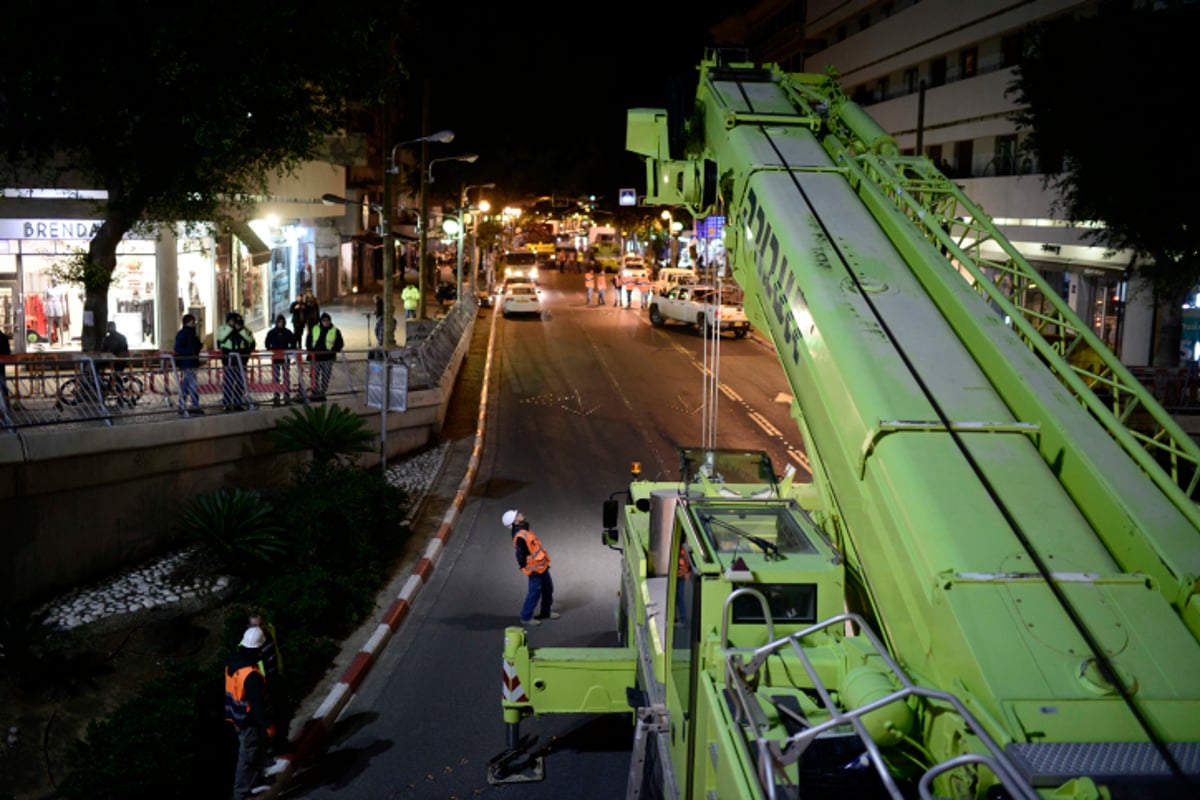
[268,308,499,786]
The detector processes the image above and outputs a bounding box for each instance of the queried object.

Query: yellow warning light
[631,461,642,478]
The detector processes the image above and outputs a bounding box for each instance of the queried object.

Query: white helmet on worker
[502,509,520,528]
[240,626,266,649]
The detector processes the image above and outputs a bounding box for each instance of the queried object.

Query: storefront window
[179,245,214,339]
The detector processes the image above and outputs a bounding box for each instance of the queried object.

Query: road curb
[267,306,499,792]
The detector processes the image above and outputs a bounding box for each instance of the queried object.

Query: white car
[501,282,542,318]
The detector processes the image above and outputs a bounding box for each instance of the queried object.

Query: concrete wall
[0,318,472,608]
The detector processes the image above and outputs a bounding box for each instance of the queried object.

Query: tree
[0,1,413,350]
[1008,2,1200,365]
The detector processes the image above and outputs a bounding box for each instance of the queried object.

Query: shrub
[269,403,375,467]
[57,661,229,800]
[177,488,287,577]
[272,463,409,574]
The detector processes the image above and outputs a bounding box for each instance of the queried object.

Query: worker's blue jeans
[520,569,554,622]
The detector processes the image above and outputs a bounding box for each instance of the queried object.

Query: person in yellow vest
[504,509,560,626]
[305,312,344,398]
[401,283,421,320]
[225,626,275,800]
[584,269,596,306]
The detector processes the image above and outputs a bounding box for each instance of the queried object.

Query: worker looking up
[504,509,560,626]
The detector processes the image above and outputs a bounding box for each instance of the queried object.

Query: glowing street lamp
[384,130,454,333]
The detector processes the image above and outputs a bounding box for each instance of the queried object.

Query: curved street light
[427,153,479,184]
[458,182,496,295]
[385,131,455,329]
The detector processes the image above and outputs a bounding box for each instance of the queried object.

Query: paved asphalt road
[284,268,802,799]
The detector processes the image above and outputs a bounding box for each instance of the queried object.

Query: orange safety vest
[585,272,595,288]
[225,664,266,732]
[596,273,607,289]
[514,528,551,575]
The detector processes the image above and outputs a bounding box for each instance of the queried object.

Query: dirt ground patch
[1,603,229,800]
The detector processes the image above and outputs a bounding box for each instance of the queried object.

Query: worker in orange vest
[612,271,624,307]
[595,270,607,306]
[636,274,653,309]
[584,269,596,306]
[504,509,560,626]
[225,627,276,799]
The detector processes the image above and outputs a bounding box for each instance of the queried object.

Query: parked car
[652,267,699,296]
[501,282,542,318]
[648,283,750,338]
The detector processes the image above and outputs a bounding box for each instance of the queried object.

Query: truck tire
[649,305,665,327]
[733,327,748,339]
[698,314,711,337]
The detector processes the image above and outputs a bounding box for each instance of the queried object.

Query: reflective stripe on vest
[224,664,262,730]
[514,529,550,575]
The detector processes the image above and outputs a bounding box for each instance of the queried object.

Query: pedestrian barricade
[1,295,477,432]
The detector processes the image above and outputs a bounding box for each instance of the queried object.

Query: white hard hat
[240,626,266,649]
[502,509,519,528]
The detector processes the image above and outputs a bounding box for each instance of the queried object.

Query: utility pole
[417,79,431,320]
[380,103,396,346]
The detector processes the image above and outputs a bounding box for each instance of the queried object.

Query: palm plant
[269,403,375,466]
[176,488,286,576]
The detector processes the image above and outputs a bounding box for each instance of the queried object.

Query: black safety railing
[0,296,476,432]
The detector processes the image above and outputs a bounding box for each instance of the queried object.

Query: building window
[904,67,918,94]
[955,140,974,177]
[930,56,947,87]
[877,77,890,102]
[960,46,978,79]
[859,13,870,32]
[1001,33,1024,68]
[835,25,846,42]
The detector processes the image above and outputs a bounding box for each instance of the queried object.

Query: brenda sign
[0,220,104,240]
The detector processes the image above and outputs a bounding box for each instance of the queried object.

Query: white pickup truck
[648,284,750,338]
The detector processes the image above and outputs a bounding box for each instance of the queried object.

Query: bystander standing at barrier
[306,312,343,399]
[0,326,10,400]
[173,314,204,415]
[217,312,255,412]
[264,315,297,406]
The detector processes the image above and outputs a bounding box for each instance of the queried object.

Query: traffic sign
[618,188,636,207]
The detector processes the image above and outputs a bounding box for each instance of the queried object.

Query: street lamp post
[385,130,454,336]
[458,182,495,297]
[424,155,479,298]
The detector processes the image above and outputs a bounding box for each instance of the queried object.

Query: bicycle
[56,370,145,410]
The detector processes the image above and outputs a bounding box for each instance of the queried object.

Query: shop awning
[229,220,273,265]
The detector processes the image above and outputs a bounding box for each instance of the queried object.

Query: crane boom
[496,52,1200,799]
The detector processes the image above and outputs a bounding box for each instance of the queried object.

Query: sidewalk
[317,285,445,350]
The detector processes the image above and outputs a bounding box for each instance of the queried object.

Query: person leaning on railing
[101,321,129,371]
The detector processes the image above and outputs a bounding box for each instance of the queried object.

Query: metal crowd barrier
[0,296,477,432]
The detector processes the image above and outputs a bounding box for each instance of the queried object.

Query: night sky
[412,2,746,204]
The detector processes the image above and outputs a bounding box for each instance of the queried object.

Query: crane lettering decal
[743,187,802,367]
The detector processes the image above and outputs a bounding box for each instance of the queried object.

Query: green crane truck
[492,51,1200,800]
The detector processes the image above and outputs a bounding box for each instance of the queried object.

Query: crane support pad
[487,734,544,785]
